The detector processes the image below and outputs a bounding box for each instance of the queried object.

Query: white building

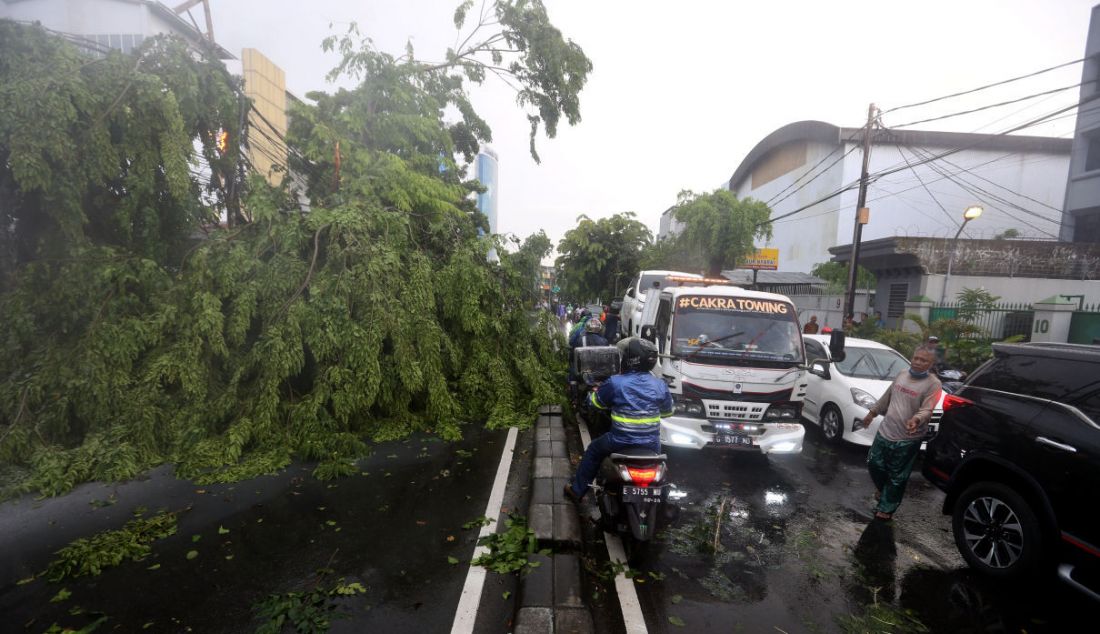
[0,0,232,58]
[667,121,1071,273]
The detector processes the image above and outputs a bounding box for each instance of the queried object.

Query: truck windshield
[671,296,803,366]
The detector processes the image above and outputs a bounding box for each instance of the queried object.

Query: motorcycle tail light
[942,393,973,412]
[626,467,659,487]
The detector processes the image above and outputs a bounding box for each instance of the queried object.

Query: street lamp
[940,205,983,303]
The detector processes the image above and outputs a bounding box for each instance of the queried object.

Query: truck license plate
[713,433,753,447]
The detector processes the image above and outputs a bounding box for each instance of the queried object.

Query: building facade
[475,147,499,235]
[0,0,232,57]
[1062,3,1100,243]
[830,237,1100,329]
[713,121,1070,273]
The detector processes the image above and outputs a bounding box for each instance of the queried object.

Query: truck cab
[637,278,808,454]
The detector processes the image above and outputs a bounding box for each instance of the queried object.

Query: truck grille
[703,401,766,421]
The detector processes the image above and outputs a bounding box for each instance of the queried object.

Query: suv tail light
[943,393,973,412]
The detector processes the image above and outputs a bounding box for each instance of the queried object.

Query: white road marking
[450,426,518,634]
[578,419,649,634]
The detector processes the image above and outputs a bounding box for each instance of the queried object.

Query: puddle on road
[633,440,1094,633]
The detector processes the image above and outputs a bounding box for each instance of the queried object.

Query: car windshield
[834,347,908,380]
[671,296,803,367]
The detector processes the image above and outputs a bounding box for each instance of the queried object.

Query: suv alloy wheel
[952,481,1044,579]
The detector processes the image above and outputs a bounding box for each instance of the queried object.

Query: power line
[880,56,1087,115]
[764,128,863,206]
[886,82,1086,129]
[894,145,966,233]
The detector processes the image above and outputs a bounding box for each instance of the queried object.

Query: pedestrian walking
[857,345,942,521]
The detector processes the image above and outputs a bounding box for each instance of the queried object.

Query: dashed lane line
[577,418,649,634]
[449,426,518,634]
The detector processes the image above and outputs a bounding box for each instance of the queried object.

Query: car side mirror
[640,325,658,344]
[829,330,846,363]
[809,361,831,379]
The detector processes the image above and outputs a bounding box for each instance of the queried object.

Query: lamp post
[940,205,983,304]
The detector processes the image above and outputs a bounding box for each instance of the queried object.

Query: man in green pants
[859,345,942,520]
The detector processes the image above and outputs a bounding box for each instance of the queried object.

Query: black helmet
[622,337,658,373]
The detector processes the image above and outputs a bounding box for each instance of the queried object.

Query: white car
[801,335,943,447]
[620,270,702,338]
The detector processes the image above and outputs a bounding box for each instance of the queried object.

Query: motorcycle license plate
[622,485,665,501]
[713,433,753,447]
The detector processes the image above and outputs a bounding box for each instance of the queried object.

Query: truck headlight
[672,396,705,418]
[764,403,801,421]
[851,388,877,410]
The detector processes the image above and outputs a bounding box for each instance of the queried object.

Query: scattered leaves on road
[49,588,71,603]
[185,550,198,560]
[669,615,686,627]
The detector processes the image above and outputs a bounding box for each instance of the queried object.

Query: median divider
[513,404,594,634]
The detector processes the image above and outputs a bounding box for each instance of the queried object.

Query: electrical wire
[886,82,1087,129]
[880,56,1088,115]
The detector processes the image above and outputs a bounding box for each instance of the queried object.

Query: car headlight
[851,388,878,409]
[764,403,801,421]
[672,396,705,418]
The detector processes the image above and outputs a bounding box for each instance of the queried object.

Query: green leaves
[470,514,549,574]
[555,213,652,301]
[46,513,178,581]
[667,190,773,277]
[0,5,572,501]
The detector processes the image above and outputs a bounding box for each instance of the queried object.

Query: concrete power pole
[844,103,877,323]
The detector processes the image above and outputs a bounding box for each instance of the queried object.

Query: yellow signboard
[741,248,779,271]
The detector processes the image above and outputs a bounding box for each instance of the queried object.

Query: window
[804,339,827,362]
[972,355,1100,402]
[656,299,672,354]
[887,283,908,319]
[834,347,910,380]
[1086,131,1100,173]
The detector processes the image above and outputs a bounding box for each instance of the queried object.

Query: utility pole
[843,103,876,323]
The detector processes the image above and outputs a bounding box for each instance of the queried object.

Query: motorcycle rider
[564,337,673,502]
[569,313,606,349]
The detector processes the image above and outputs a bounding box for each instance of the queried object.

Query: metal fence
[1069,304,1100,345]
[929,302,1034,340]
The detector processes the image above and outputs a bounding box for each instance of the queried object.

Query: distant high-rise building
[476,147,499,234]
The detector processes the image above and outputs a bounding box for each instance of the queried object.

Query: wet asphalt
[0,427,513,634]
[623,426,1097,633]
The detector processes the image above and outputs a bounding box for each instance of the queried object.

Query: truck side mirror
[829,330,846,363]
[640,325,658,344]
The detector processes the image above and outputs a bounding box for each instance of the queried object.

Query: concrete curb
[513,406,594,634]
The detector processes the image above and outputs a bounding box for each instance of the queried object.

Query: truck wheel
[952,481,1044,580]
[820,404,844,444]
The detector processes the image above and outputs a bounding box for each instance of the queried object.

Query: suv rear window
[970,354,1100,403]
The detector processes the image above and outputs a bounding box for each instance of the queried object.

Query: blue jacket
[570,331,608,348]
[589,371,673,445]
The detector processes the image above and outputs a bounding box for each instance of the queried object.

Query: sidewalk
[513,406,594,634]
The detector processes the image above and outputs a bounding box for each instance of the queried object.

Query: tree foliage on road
[554,213,652,301]
[0,3,590,498]
[663,190,772,276]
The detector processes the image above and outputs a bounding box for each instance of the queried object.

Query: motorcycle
[572,345,681,564]
[592,448,681,565]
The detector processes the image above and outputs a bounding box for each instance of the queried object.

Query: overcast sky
[208,0,1096,248]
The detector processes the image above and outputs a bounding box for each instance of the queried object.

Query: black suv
[923,342,1100,602]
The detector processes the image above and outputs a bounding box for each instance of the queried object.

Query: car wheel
[952,482,1044,580]
[820,404,844,444]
